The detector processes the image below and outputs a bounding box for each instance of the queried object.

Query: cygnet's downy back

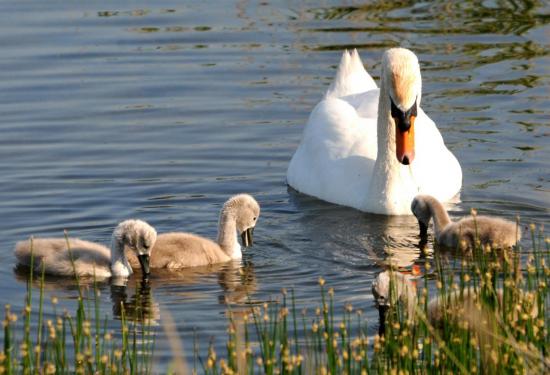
[411,194,520,250]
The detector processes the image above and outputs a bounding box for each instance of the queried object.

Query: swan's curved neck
[110,237,133,277]
[217,209,242,259]
[368,76,404,202]
[426,197,451,237]
[364,72,422,214]
[376,76,399,168]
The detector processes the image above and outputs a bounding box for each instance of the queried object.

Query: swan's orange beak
[395,115,415,165]
[391,96,417,165]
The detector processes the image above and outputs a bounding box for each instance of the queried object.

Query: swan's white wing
[287,97,377,210]
[340,89,379,119]
[412,108,462,201]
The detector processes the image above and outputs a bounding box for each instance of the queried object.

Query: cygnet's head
[222,194,260,247]
[372,270,391,308]
[372,269,418,334]
[382,47,421,166]
[113,219,157,275]
[411,195,432,236]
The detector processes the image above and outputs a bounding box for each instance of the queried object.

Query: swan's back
[126,232,230,269]
[441,216,520,249]
[14,238,112,278]
[326,49,377,99]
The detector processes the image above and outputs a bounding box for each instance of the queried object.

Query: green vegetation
[197,224,549,374]
[2,225,548,374]
[1,239,154,375]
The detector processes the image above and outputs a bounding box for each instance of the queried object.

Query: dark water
[0,0,548,369]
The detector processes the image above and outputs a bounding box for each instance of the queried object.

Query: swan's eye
[253,217,257,221]
[390,96,417,132]
[390,96,402,119]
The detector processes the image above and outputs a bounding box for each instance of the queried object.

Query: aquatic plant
[3,224,548,374]
[196,223,549,374]
[1,237,155,374]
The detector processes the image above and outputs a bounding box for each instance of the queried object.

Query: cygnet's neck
[425,197,452,237]
[217,207,242,259]
[110,236,133,277]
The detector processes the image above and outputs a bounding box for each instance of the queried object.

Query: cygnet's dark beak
[138,254,150,276]
[240,227,254,247]
[378,304,390,336]
[419,221,428,238]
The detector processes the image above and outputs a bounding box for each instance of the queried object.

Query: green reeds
[198,222,549,374]
[1,236,155,374]
[3,223,548,374]
[372,222,548,373]
[201,278,370,375]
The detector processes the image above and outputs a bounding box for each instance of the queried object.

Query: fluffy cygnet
[14,219,157,278]
[373,269,538,331]
[411,194,520,250]
[372,269,418,334]
[427,287,538,328]
[126,194,260,269]
[372,270,417,313]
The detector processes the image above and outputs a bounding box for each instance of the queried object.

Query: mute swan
[287,48,462,215]
[126,194,260,269]
[14,219,157,278]
[411,195,520,250]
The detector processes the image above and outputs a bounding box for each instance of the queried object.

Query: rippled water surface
[0,0,548,369]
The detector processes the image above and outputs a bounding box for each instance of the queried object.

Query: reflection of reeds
[196,223,548,374]
[2,238,155,374]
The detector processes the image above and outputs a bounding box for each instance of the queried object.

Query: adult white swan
[286,48,462,215]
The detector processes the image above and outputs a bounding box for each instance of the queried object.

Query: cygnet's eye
[253,217,257,221]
